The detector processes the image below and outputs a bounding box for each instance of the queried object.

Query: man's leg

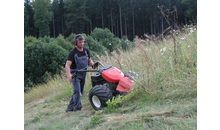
[80,77,86,95]
[66,78,81,112]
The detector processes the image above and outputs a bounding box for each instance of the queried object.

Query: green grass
[24,25,197,130]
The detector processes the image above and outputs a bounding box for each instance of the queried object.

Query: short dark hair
[74,34,85,42]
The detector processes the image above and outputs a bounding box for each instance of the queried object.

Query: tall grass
[24,73,72,104]
[97,25,197,101]
[24,25,197,130]
[25,25,197,105]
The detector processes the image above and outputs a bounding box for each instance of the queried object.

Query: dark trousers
[66,77,86,111]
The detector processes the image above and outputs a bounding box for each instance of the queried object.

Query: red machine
[101,67,134,92]
[72,61,140,110]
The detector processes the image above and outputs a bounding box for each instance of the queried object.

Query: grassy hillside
[24,25,197,130]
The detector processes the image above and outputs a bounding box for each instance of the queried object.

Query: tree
[59,0,66,36]
[51,0,59,38]
[65,0,88,35]
[24,0,37,37]
[32,0,53,37]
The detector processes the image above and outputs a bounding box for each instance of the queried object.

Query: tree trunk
[90,16,92,33]
[110,0,113,33]
[119,2,123,38]
[101,6,104,29]
[61,15,64,36]
[53,15,55,38]
[143,20,145,34]
[161,14,163,36]
[124,17,127,37]
[117,18,119,37]
[132,7,135,38]
[150,14,153,35]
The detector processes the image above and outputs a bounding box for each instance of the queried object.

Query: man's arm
[88,58,94,66]
[88,58,98,69]
[65,60,73,82]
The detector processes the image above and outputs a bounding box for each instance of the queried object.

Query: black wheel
[89,85,113,110]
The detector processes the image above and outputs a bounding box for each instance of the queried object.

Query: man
[65,34,94,112]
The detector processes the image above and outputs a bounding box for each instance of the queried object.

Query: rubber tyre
[89,85,113,110]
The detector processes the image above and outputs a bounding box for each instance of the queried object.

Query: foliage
[24,26,197,130]
[82,33,107,58]
[24,40,68,89]
[24,28,118,90]
[90,28,119,52]
[64,0,88,35]
[54,34,73,51]
[89,113,104,128]
[24,36,37,47]
[32,0,53,37]
[25,0,197,40]
[104,96,122,113]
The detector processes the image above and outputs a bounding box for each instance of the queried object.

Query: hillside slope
[24,25,197,130]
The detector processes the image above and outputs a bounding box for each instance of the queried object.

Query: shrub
[54,34,73,51]
[24,36,37,47]
[82,34,107,58]
[24,40,68,89]
[90,28,119,52]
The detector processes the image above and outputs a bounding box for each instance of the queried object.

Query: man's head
[74,34,85,46]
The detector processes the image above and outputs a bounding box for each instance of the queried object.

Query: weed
[89,113,104,128]
[103,95,123,113]
[33,114,41,122]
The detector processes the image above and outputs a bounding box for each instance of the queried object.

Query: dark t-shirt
[67,47,91,69]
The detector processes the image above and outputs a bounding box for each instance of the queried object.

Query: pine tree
[33,0,53,37]
[65,0,88,35]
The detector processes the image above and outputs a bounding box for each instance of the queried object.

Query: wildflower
[163,47,166,52]
[160,47,166,52]
[190,29,194,33]
[188,45,190,48]
[109,43,111,45]
[161,53,164,56]
[180,37,185,40]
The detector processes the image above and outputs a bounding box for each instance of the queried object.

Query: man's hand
[68,74,73,82]
[92,62,98,69]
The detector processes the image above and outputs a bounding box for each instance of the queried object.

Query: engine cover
[101,67,124,83]
[116,77,134,92]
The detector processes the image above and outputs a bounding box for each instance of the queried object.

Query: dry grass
[24,25,197,130]
[24,74,72,104]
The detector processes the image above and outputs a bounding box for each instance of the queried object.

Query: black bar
[78,70,99,72]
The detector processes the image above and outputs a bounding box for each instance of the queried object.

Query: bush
[65,33,76,45]
[24,40,68,89]
[24,36,37,47]
[54,34,73,51]
[90,28,119,52]
[82,34,107,58]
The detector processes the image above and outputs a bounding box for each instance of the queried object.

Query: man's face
[76,40,85,48]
